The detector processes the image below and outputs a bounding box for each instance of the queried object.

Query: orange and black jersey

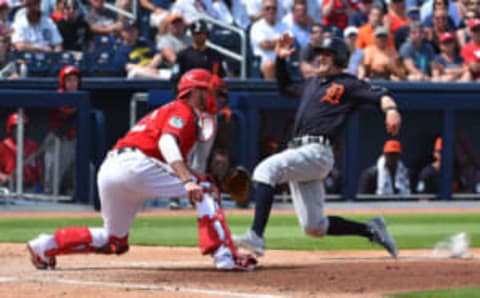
[275,58,390,138]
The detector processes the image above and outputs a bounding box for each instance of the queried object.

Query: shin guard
[45,227,129,257]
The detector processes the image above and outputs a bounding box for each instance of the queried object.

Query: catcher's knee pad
[46,227,95,256]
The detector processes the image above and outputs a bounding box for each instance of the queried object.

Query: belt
[117,147,138,154]
[288,135,331,148]
[108,147,138,157]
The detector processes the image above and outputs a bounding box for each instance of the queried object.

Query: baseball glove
[222,166,251,204]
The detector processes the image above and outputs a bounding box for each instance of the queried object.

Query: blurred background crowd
[1,0,480,81]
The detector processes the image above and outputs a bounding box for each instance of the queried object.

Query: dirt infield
[2,207,480,297]
[1,243,479,298]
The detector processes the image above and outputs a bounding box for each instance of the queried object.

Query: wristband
[384,106,398,112]
[182,177,196,184]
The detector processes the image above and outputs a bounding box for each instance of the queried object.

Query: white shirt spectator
[282,12,310,48]
[211,0,250,29]
[250,18,289,65]
[171,0,220,24]
[11,14,62,48]
[281,0,323,23]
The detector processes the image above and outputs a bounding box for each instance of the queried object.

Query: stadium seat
[84,49,122,77]
[14,52,51,77]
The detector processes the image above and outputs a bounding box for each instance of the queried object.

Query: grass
[0,213,479,251]
[390,287,480,298]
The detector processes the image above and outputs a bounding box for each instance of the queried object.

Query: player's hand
[184,181,203,202]
[385,109,401,136]
[275,33,295,59]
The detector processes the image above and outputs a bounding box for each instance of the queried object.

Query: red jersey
[49,108,77,139]
[461,42,480,79]
[0,142,15,176]
[114,99,199,162]
[2,137,43,186]
[322,0,356,29]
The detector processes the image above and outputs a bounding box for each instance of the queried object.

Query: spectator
[207,148,231,192]
[393,6,421,50]
[399,22,436,81]
[85,0,122,37]
[282,0,313,49]
[421,0,462,28]
[424,7,457,53]
[113,19,165,79]
[176,19,226,78]
[299,23,325,78]
[171,0,220,24]
[0,35,19,79]
[2,112,43,190]
[432,32,471,82]
[343,26,363,76]
[356,5,395,50]
[358,140,411,195]
[0,0,12,34]
[462,18,480,81]
[0,142,14,185]
[156,13,192,67]
[416,137,443,194]
[209,0,250,29]
[56,0,92,52]
[138,0,169,28]
[244,0,286,24]
[349,0,374,27]
[51,0,64,22]
[44,66,80,195]
[456,0,471,19]
[282,0,322,24]
[249,0,289,79]
[360,26,405,80]
[11,0,63,52]
[322,0,355,30]
[384,0,408,36]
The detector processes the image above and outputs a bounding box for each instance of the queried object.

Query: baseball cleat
[27,241,56,270]
[367,216,398,258]
[213,245,257,271]
[232,230,265,257]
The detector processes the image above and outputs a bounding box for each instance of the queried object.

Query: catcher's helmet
[314,37,351,68]
[7,112,29,135]
[58,65,81,91]
[177,68,212,99]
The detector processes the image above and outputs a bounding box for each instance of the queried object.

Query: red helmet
[177,69,212,99]
[58,65,81,91]
[7,112,29,135]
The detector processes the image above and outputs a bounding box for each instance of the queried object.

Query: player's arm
[275,33,304,98]
[158,133,203,201]
[380,95,401,136]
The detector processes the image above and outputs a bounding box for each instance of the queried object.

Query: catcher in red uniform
[26,69,257,271]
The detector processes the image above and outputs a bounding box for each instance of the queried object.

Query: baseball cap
[468,18,480,30]
[407,6,420,19]
[439,32,455,43]
[0,0,9,8]
[122,19,138,30]
[344,26,358,38]
[168,13,184,23]
[434,137,442,151]
[374,26,389,37]
[190,19,209,34]
[383,140,402,153]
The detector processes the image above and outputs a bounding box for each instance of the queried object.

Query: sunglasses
[264,6,277,11]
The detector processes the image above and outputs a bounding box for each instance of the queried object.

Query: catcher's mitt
[222,166,251,204]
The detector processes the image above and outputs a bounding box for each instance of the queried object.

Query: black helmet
[314,37,351,68]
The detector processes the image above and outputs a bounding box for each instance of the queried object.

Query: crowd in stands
[0,0,480,81]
